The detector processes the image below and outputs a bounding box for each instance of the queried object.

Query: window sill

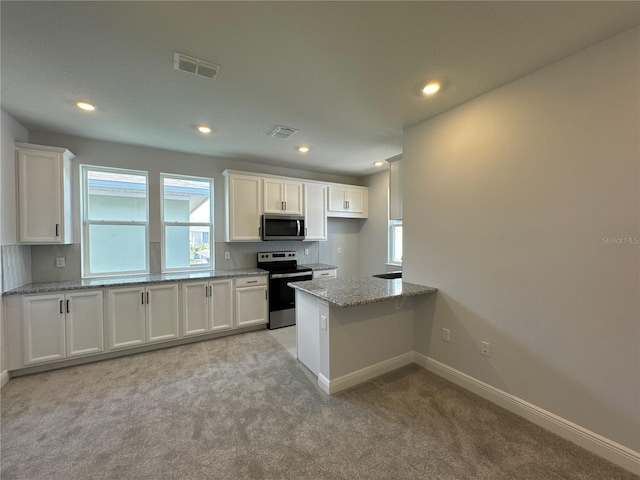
[386,262,402,268]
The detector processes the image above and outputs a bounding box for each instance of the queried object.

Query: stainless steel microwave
[261,214,306,241]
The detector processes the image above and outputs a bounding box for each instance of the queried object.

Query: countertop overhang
[3,269,268,296]
[289,276,437,308]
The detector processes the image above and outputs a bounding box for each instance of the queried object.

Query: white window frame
[160,173,214,273]
[80,165,150,278]
[388,219,403,266]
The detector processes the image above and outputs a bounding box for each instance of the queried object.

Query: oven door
[268,270,313,329]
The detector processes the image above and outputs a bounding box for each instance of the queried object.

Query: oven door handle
[270,271,312,279]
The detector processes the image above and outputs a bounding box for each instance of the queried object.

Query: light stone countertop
[288,276,437,308]
[299,263,337,271]
[3,269,268,296]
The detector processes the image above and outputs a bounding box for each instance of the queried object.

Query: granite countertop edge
[299,263,338,271]
[3,268,269,296]
[289,276,437,308]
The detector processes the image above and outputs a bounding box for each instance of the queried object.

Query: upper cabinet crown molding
[16,142,75,244]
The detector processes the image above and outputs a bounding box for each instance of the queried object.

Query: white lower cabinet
[22,290,104,365]
[182,279,233,337]
[107,283,179,350]
[235,276,268,327]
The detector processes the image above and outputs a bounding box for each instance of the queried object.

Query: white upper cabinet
[304,183,327,241]
[263,178,303,215]
[327,185,368,218]
[16,143,74,244]
[223,170,368,241]
[224,173,262,241]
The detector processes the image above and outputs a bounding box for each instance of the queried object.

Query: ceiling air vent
[269,125,298,140]
[173,52,220,80]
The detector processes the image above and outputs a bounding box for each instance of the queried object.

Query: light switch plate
[56,257,65,268]
[320,315,327,330]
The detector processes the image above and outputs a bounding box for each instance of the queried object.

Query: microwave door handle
[296,219,300,237]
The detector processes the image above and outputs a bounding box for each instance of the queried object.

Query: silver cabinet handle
[66,300,70,313]
[209,286,212,296]
[205,285,208,297]
[59,300,64,314]
[55,224,60,237]
[146,292,150,304]
[247,280,258,284]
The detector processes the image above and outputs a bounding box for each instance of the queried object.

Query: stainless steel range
[257,251,313,329]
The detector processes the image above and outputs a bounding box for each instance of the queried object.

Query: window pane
[163,177,211,223]
[88,224,146,274]
[87,170,147,221]
[164,225,211,269]
[393,225,403,262]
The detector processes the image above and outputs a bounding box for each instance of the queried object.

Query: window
[389,220,403,265]
[81,166,149,277]
[161,174,213,272]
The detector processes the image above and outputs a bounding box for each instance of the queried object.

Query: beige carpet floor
[1,330,636,480]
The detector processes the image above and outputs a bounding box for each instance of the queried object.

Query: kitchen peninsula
[289,276,437,394]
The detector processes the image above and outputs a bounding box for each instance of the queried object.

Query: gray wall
[318,218,362,277]
[0,110,29,376]
[404,27,639,451]
[358,170,394,276]
[18,131,363,279]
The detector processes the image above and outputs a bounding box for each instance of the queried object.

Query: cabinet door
[226,175,262,241]
[283,181,303,215]
[182,281,210,337]
[328,186,347,212]
[17,148,64,243]
[66,290,104,357]
[210,279,234,331]
[304,183,327,240]
[146,284,179,343]
[22,294,66,365]
[108,287,146,350]
[236,286,268,327]
[263,178,285,213]
[345,188,365,214]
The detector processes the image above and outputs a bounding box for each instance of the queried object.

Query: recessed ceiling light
[197,125,211,134]
[374,161,384,167]
[76,101,96,111]
[422,82,441,95]
[297,146,310,153]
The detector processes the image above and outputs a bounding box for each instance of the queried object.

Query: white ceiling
[2,1,638,176]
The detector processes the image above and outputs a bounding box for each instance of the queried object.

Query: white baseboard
[414,353,640,475]
[0,370,9,389]
[318,351,415,395]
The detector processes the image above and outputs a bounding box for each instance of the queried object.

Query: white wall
[404,26,639,452]
[0,110,29,379]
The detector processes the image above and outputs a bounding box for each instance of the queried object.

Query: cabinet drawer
[313,269,337,279]
[235,276,267,287]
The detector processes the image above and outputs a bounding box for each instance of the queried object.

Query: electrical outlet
[337,247,342,254]
[320,315,327,330]
[56,257,65,268]
[442,328,450,342]
[224,252,230,260]
[304,248,309,255]
[481,341,490,357]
